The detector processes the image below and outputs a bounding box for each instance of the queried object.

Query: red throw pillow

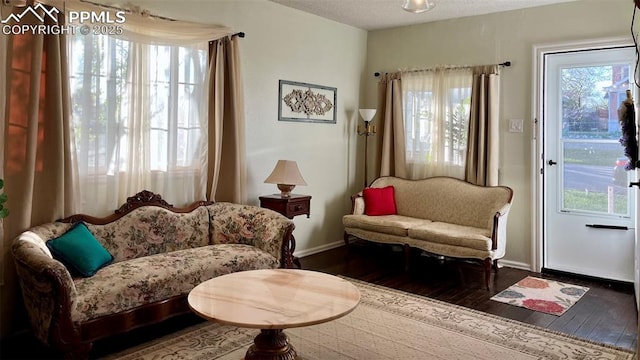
[363,186,397,216]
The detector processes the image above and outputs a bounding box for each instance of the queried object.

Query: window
[401,69,472,179]
[68,33,208,215]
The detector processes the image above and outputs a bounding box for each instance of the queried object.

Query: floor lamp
[357,109,377,188]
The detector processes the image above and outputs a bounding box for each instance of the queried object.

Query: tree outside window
[68,32,208,215]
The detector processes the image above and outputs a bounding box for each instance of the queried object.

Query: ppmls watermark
[1,3,125,35]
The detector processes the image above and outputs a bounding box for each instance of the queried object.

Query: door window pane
[560,64,631,216]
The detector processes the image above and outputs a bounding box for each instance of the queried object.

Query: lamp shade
[359,109,377,122]
[265,160,307,197]
[401,0,435,13]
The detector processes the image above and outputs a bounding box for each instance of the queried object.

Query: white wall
[129,0,368,253]
[364,0,631,267]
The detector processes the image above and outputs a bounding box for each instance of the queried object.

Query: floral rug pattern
[103,278,634,360]
[491,276,589,315]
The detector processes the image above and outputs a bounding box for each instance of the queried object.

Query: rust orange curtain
[1,4,77,337]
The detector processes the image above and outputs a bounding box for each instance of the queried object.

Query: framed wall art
[278,80,337,124]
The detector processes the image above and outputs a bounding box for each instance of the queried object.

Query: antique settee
[11,191,295,359]
[343,176,513,288]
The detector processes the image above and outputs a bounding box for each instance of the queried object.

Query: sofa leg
[343,231,350,247]
[493,259,499,272]
[483,258,492,290]
[404,244,411,272]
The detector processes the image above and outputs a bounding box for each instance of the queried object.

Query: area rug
[491,276,590,316]
[104,278,632,360]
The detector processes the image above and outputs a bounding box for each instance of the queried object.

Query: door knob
[547,160,557,166]
[629,181,640,188]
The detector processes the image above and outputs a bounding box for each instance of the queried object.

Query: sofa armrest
[491,203,512,253]
[495,202,511,217]
[350,192,365,215]
[207,203,296,268]
[11,233,78,345]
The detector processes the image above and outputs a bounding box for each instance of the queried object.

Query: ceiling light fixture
[401,0,435,14]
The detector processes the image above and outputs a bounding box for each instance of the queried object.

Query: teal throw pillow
[46,223,113,277]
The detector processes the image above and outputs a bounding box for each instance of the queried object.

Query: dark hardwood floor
[306,241,638,352]
[2,240,637,359]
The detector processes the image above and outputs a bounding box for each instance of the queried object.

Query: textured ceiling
[269,0,578,31]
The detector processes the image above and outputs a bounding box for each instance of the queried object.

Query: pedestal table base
[245,329,298,360]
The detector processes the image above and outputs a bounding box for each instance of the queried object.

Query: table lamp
[264,160,307,197]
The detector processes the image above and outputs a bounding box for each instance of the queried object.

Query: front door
[544,46,636,282]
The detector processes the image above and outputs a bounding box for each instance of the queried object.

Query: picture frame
[278,80,337,124]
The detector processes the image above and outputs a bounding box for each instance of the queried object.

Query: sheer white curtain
[69,34,210,215]
[64,1,232,216]
[42,0,233,44]
[401,68,473,179]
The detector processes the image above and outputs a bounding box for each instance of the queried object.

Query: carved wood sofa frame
[343,176,513,290]
[14,191,296,359]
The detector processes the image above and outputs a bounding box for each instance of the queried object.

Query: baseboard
[292,246,624,289]
[293,241,535,272]
[499,259,532,271]
[294,240,344,258]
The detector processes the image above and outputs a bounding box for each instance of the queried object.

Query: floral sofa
[343,176,513,289]
[11,191,295,359]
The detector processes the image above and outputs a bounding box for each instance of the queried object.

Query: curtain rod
[373,61,511,77]
[78,0,244,39]
[79,0,176,21]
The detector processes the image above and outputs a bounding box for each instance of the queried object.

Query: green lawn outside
[563,189,628,215]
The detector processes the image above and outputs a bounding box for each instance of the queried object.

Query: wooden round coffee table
[188,269,360,360]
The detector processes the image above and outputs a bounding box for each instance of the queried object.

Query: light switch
[508,119,524,133]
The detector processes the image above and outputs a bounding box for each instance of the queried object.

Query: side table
[259,194,311,269]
